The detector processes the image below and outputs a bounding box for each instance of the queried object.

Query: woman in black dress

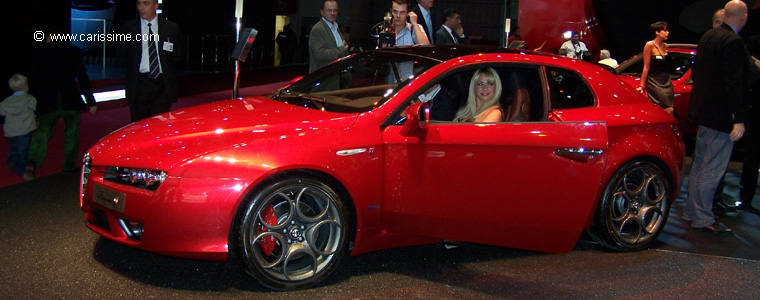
[636,21,674,115]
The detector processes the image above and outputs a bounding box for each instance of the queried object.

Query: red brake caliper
[257,205,278,256]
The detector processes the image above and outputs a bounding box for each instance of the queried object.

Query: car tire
[590,160,671,252]
[233,176,350,290]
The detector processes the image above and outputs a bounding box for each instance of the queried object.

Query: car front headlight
[81,153,92,199]
[104,167,167,191]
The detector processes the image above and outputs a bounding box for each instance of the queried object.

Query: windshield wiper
[278,93,327,110]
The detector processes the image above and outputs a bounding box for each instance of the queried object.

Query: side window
[390,65,545,125]
[547,67,595,110]
[498,67,544,122]
[667,52,695,80]
[426,70,472,122]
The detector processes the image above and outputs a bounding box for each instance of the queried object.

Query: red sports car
[80,45,685,290]
[615,44,697,136]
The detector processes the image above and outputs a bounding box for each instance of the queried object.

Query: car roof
[371,44,551,62]
[667,43,697,49]
[665,43,697,53]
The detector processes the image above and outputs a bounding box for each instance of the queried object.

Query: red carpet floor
[0,81,288,188]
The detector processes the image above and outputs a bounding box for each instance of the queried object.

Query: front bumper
[80,164,249,261]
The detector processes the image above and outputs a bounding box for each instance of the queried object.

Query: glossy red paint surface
[518,0,606,56]
[80,46,684,262]
[382,121,608,253]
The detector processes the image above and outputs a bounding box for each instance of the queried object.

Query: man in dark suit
[309,0,348,73]
[435,8,464,45]
[119,0,183,122]
[276,23,297,65]
[26,28,98,178]
[683,0,749,233]
[412,0,438,44]
[428,84,461,121]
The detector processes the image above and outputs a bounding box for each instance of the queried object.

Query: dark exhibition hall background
[1,0,759,98]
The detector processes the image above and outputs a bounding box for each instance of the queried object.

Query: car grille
[87,207,143,241]
[88,207,110,231]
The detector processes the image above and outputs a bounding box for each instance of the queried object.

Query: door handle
[555,148,604,163]
[556,148,603,157]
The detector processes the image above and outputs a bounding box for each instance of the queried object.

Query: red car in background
[80,45,685,290]
[615,44,698,136]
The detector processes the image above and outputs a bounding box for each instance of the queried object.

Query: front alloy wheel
[590,160,671,251]
[235,176,349,290]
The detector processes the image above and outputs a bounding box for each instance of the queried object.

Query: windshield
[272,52,440,113]
[616,51,695,81]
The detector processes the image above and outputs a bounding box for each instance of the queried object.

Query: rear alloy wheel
[235,177,349,290]
[591,160,671,251]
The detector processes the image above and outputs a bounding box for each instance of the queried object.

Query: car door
[669,51,696,135]
[379,65,609,253]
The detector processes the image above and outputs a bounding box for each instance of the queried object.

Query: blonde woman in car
[454,68,503,122]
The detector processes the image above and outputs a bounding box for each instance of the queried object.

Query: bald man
[683,0,750,233]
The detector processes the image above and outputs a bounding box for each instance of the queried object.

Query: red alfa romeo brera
[80,45,685,290]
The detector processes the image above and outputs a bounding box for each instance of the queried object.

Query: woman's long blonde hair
[454,68,502,122]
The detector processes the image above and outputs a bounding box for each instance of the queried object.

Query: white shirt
[418,84,441,103]
[598,58,618,68]
[560,40,588,59]
[322,17,343,47]
[139,18,162,74]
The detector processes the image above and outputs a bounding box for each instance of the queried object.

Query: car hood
[88,96,358,169]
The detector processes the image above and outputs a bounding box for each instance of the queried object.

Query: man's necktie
[148,23,160,78]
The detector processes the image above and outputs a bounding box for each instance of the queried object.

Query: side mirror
[400,102,429,136]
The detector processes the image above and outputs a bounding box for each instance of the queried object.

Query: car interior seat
[502,70,531,122]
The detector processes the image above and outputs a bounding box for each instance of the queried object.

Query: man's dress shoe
[700,222,732,233]
[713,200,736,215]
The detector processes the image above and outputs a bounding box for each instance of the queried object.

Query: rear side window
[546,67,595,110]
